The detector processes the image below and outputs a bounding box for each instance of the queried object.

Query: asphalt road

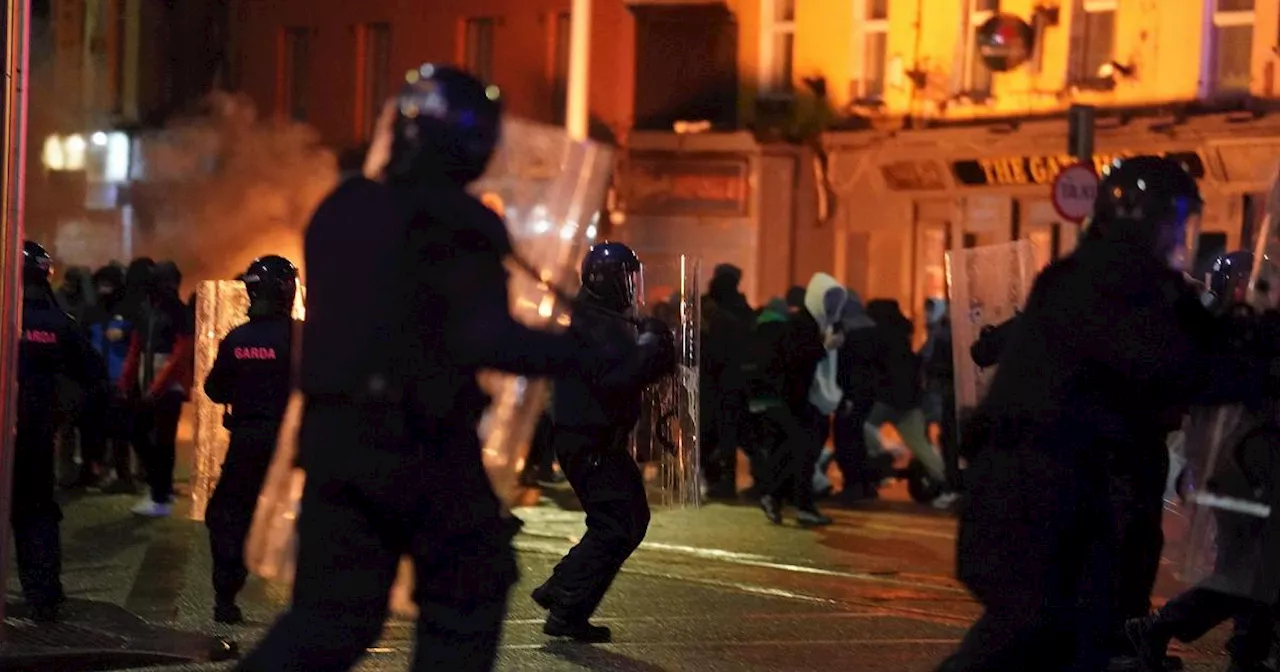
[4,476,1235,672]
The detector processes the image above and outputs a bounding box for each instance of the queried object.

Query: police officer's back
[203,255,298,624]
[15,241,105,622]
[238,65,615,672]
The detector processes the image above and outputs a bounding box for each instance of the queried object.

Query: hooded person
[700,264,755,499]
[120,259,195,517]
[748,273,847,527]
[833,290,889,501]
[53,265,95,487]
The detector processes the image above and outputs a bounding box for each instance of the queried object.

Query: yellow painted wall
[731,0,1280,123]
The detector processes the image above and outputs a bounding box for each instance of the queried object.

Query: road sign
[1052,163,1098,223]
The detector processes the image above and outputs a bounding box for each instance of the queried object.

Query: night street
[4,478,1234,671]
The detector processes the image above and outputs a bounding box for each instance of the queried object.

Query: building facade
[621,0,1280,327]
[223,0,1280,318]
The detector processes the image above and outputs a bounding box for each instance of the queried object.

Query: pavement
[3,472,1237,672]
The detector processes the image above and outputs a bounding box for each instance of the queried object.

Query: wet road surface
[3,478,1235,671]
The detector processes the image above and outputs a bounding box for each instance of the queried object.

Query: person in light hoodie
[747,272,849,526]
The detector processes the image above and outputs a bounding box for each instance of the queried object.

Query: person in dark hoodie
[750,273,848,527]
[68,264,135,490]
[833,291,887,502]
[119,260,194,517]
[52,266,95,486]
[700,265,754,498]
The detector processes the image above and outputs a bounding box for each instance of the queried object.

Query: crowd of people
[50,257,195,518]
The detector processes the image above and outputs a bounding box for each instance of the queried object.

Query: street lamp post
[567,0,591,141]
[0,0,31,630]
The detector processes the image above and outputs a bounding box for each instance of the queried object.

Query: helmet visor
[627,266,645,309]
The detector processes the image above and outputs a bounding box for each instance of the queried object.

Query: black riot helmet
[23,240,53,286]
[243,255,298,316]
[1089,155,1204,271]
[383,64,502,187]
[1205,250,1254,310]
[580,242,643,313]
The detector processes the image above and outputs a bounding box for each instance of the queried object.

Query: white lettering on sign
[1051,164,1100,223]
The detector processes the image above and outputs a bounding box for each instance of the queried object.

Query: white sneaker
[131,498,173,517]
[931,492,961,510]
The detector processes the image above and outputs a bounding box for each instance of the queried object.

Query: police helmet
[243,255,298,313]
[23,240,53,286]
[1209,250,1253,305]
[384,64,502,187]
[581,242,643,312]
[1091,155,1204,271]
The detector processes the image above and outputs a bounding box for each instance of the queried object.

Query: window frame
[962,0,997,95]
[463,17,497,84]
[355,22,392,141]
[1070,0,1117,84]
[278,27,310,122]
[1200,0,1255,97]
[758,0,797,95]
[852,0,889,100]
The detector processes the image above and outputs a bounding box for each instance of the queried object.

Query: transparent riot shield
[244,118,614,586]
[190,281,304,521]
[631,255,702,509]
[945,239,1038,421]
[1170,403,1280,604]
[470,118,615,507]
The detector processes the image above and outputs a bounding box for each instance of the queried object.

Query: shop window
[962,0,998,96]
[280,27,309,122]
[852,0,888,100]
[759,0,796,94]
[1202,0,1254,97]
[1069,0,1116,85]
[356,23,391,140]
[551,12,571,125]
[464,18,496,83]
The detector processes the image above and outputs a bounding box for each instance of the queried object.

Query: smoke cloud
[132,92,338,289]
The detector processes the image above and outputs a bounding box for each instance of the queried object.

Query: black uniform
[203,311,295,621]
[939,157,1266,671]
[237,65,610,672]
[14,260,105,620]
[534,280,672,642]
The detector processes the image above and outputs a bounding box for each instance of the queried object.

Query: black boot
[544,613,612,643]
[759,495,782,525]
[214,600,244,625]
[1124,615,1171,672]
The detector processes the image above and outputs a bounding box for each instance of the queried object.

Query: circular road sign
[1051,163,1099,223]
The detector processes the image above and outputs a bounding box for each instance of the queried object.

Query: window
[1205,0,1254,95]
[853,0,888,100]
[1070,0,1116,83]
[464,18,496,83]
[963,0,998,95]
[760,0,796,94]
[552,12,571,124]
[356,23,391,140]
[281,28,309,121]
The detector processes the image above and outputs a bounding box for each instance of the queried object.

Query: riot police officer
[237,65,614,672]
[532,242,674,643]
[14,241,105,622]
[203,255,298,624]
[939,156,1246,671]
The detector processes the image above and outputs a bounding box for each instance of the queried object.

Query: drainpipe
[567,0,591,141]
[0,0,32,630]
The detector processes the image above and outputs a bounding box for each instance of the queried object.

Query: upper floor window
[962,0,998,96]
[552,12,571,124]
[280,27,309,121]
[356,23,391,140]
[1070,0,1116,84]
[464,18,496,84]
[760,0,796,94]
[1204,0,1254,96]
[853,0,888,100]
